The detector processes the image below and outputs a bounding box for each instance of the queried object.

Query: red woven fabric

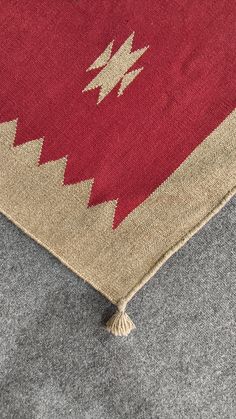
[0,0,235,227]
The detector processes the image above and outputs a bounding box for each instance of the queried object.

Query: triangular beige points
[87,198,117,229]
[0,119,17,149]
[0,119,45,167]
[118,68,143,96]
[0,126,117,231]
[62,179,117,228]
[87,40,114,71]
[11,138,44,167]
[65,179,93,207]
[34,156,71,188]
[0,122,116,226]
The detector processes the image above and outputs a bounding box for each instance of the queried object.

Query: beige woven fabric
[0,112,235,308]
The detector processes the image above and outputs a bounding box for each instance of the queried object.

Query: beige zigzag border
[0,112,236,316]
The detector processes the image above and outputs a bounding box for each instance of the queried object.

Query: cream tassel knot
[106,300,136,337]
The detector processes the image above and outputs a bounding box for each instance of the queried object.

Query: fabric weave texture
[0,0,235,333]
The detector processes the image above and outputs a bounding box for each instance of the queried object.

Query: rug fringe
[106,300,135,336]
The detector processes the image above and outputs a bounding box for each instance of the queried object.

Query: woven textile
[0,0,235,335]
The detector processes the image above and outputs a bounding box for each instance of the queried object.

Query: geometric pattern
[1,113,235,306]
[83,32,149,104]
[0,0,236,333]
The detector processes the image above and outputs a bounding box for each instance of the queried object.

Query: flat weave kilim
[0,0,235,335]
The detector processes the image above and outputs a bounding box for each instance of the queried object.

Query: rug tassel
[106,300,135,336]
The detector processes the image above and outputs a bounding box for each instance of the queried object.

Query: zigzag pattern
[0,0,235,231]
[1,113,236,306]
[0,119,117,229]
[83,32,149,104]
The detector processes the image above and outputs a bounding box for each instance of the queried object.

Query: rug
[0,0,235,336]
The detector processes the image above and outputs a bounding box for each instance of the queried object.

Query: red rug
[0,0,235,335]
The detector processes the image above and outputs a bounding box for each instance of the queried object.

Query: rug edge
[121,186,236,306]
[0,207,117,305]
[1,113,236,336]
[1,186,235,311]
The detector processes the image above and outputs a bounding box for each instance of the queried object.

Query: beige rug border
[122,187,236,305]
[0,207,115,304]
[1,183,235,309]
[0,112,235,309]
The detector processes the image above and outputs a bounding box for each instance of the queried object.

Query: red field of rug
[0,0,235,227]
[0,0,235,335]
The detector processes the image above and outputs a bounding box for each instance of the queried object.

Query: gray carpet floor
[0,196,236,419]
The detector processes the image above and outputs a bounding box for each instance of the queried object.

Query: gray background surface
[0,196,236,419]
